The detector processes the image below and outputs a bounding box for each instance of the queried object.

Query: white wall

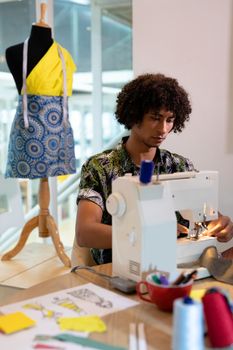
[133,0,233,218]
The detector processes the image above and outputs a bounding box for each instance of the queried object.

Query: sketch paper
[0,282,138,349]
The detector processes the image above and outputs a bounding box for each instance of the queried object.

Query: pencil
[171,271,186,285]
[129,323,137,350]
[138,323,147,350]
[129,323,148,350]
[181,269,197,284]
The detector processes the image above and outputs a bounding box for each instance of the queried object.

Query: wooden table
[0,242,71,288]
[1,263,233,350]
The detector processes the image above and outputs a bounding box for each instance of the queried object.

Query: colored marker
[151,274,161,284]
[159,274,169,285]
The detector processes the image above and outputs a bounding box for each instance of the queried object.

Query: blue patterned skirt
[5,95,76,179]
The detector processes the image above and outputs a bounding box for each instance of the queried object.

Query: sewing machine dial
[106,192,126,217]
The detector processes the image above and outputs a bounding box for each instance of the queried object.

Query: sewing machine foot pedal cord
[71,265,137,293]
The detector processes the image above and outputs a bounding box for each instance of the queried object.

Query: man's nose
[157,121,167,133]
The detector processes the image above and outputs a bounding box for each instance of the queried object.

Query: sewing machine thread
[139,160,154,184]
[172,297,204,350]
[202,289,233,348]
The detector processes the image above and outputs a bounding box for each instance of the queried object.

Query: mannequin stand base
[1,215,71,267]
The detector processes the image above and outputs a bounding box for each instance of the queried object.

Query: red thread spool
[202,290,233,347]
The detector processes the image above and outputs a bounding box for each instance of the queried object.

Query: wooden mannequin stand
[1,178,71,267]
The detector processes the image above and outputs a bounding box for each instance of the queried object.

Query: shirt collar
[119,136,162,165]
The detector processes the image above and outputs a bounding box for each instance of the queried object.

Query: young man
[74,73,233,265]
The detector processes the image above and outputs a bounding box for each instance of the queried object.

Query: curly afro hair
[115,73,192,133]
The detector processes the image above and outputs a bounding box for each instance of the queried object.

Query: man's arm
[76,199,112,249]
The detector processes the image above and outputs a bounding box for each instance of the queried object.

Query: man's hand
[204,213,233,242]
[177,223,189,237]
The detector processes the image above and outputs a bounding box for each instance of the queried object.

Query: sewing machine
[106,171,219,282]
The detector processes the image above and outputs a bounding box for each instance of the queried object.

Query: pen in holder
[136,271,193,312]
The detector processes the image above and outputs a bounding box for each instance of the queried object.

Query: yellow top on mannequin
[21,41,76,96]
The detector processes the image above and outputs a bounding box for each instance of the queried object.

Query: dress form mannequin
[2,3,71,267]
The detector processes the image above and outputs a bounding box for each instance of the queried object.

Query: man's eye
[150,115,160,121]
[167,118,175,123]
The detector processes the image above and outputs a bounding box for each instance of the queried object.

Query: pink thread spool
[202,289,233,348]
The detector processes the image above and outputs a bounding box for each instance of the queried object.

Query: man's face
[132,108,175,149]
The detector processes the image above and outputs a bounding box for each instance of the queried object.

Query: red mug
[136,274,193,312]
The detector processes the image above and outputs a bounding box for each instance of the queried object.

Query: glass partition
[0,0,132,249]
[0,175,24,236]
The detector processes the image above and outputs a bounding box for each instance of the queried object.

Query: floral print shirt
[77,136,195,264]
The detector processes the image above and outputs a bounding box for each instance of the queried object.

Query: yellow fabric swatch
[0,311,36,334]
[58,315,107,333]
[190,289,206,301]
